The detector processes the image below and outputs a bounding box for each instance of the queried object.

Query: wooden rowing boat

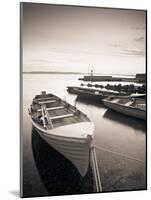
[67,86,126,101]
[103,96,146,120]
[29,91,94,177]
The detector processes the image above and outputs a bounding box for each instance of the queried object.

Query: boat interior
[30,92,90,130]
[108,96,146,110]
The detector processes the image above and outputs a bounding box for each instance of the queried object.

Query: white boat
[103,96,146,120]
[29,91,94,177]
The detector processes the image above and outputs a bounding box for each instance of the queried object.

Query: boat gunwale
[31,118,93,143]
[67,86,127,95]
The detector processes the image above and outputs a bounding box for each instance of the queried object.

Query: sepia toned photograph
[20,2,147,198]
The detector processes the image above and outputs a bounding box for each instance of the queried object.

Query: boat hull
[78,92,104,101]
[32,120,93,177]
[103,100,146,120]
[67,86,127,101]
[67,87,105,101]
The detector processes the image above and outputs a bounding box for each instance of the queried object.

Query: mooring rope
[93,147,102,191]
[91,148,99,191]
[90,144,145,193]
[92,145,145,164]
[91,146,102,192]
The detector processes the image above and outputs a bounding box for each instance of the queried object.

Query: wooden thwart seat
[38,106,64,112]
[50,113,74,120]
[111,99,119,103]
[38,100,57,104]
[124,101,133,106]
[36,97,55,101]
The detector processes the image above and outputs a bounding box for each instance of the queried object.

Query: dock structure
[91,146,102,192]
[79,75,113,82]
[79,74,146,83]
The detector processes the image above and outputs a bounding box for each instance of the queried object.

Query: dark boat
[67,86,127,101]
[103,96,146,120]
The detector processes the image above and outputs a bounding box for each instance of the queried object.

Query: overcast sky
[22,3,146,74]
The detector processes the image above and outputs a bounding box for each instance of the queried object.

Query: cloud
[122,49,145,56]
[134,36,145,42]
[136,27,145,30]
[109,43,145,57]
[131,27,146,30]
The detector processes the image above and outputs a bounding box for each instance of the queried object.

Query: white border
[0,0,150,199]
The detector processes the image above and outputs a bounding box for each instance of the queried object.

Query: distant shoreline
[23,71,136,77]
[23,71,85,75]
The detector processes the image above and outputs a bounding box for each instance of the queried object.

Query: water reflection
[76,96,104,108]
[103,109,146,132]
[31,128,94,196]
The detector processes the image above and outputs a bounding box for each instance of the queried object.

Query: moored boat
[103,96,146,120]
[71,87,105,101]
[28,91,94,177]
[67,86,126,101]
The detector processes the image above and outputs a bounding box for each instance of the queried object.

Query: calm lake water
[22,74,146,197]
